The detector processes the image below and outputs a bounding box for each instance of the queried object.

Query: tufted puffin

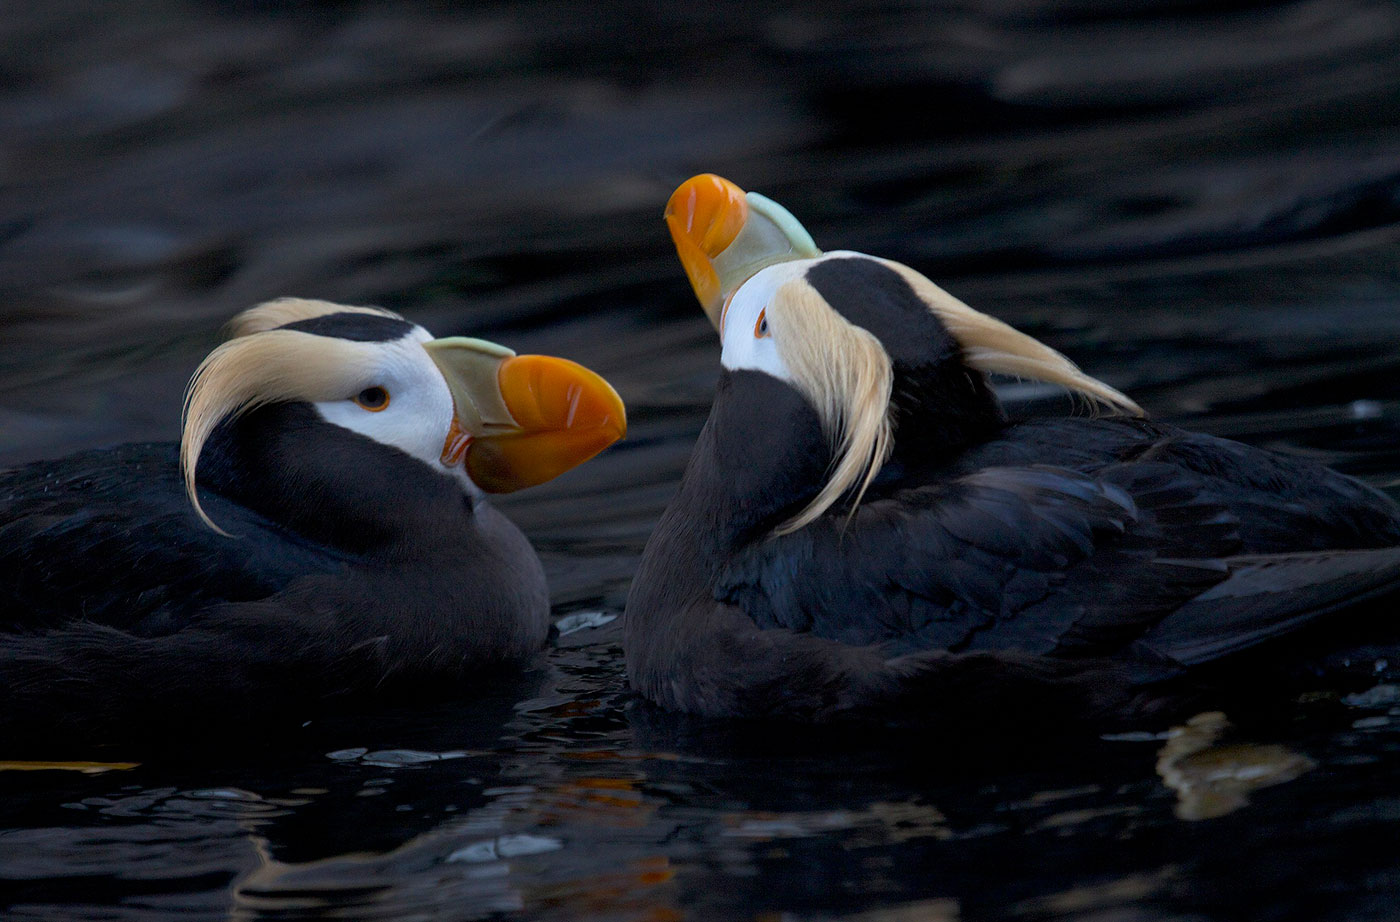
[624,174,1400,726]
[0,298,625,744]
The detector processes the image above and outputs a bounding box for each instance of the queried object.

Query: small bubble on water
[1344,684,1400,708]
[447,834,563,863]
[327,748,368,761]
[556,611,618,635]
[1350,400,1383,420]
[1353,716,1391,730]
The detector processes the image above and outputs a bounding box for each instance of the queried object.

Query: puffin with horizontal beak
[0,298,624,743]
[624,174,1400,725]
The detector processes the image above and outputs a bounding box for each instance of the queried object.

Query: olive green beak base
[664,174,821,330]
[424,337,627,492]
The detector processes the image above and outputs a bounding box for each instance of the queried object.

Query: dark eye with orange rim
[754,308,769,339]
[354,386,390,411]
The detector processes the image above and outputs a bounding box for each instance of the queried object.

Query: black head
[803,255,1006,465]
[666,173,1141,535]
[708,251,1140,533]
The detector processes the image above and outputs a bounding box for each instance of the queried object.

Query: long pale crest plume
[182,304,390,534]
[767,279,895,535]
[764,260,1141,535]
[223,297,405,339]
[878,259,1144,416]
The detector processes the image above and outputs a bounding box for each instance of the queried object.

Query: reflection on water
[4,1,1400,920]
[0,761,141,774]
[768,897,961,922]
[1155,712,1315,821]
[3,618,1400,920]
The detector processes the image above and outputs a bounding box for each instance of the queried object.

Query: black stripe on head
[804,257,960,366]
[804,256,1004,463]
[279,312,417,343]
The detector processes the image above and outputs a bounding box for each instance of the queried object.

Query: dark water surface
[4,2,1400,919]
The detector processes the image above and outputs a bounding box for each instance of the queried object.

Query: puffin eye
[754,308,770,339]
[354,386,391,412]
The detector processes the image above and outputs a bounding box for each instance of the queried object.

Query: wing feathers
[722,454,1400,668]
[1140,546,1400,665]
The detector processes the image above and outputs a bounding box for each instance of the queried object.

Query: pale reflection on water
[1155,712,1315,821]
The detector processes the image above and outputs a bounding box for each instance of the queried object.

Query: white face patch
[312,326,482,496]
[719,262,804,379]
[720,252,874,380]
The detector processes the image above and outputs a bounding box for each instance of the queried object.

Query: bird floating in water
[0,298,625,745]
[624,173,1400,726]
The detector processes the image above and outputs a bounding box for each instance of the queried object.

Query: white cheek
[720,262,809,381]
[314,383,450,469]
[720,328,790,380]
[313,342,480,495]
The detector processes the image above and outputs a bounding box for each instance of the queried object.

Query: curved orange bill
[425,340,626,492]
[466,354,626,492]
[664,173,822,333]
[664,173,748,327]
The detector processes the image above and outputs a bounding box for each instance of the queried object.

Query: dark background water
[4,1,1400,919]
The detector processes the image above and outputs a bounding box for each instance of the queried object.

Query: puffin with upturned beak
[625,174,1400,725]
[0,298,625,743]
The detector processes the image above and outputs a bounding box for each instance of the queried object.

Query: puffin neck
[683,370,830,555]
[885,358,1008,471]
[195,402,472,553]
[625,370,833,648]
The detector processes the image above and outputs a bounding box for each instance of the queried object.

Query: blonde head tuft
[767,280,894,535]
[181,312,391,534]
[878,258,1143,416]
[223,298,404,339]
[759,257,1142,536]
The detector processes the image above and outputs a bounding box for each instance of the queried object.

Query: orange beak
[664,173,821,332]
[664,174,749,328]
[424,339,626,492]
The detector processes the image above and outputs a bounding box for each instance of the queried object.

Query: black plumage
[716,414,1400,661]
[625,241,1400,726]
[0,299,625,748]
[0,404,547,744]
